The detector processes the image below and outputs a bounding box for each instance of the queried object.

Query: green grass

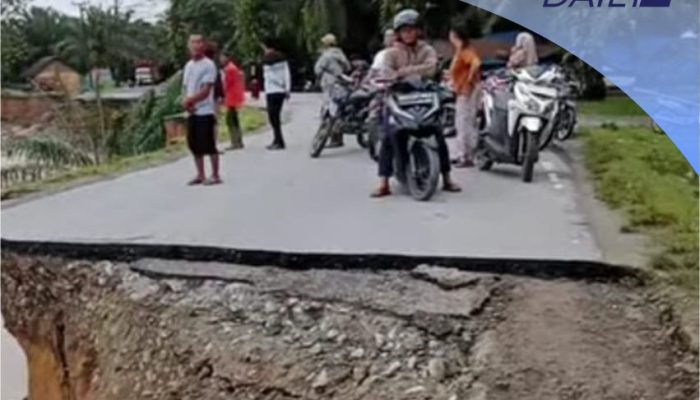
[580,96,647,117]
[2,107,267,201]
[217,106,268,143]
[582,126,698,293]
[2,147,187,200]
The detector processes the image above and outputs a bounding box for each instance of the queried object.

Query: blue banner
[461,0,699,172]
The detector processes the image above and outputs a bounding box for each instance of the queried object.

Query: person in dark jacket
[204,42,225,105]
[261,38,292,150]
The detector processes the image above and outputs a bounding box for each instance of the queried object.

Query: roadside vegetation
[2,107,266,200]
[217,107,268,144]
[580,96,647,117]
[582,126,699,293]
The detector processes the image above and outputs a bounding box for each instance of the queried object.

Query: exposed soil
[1,254,697,400]
[555,138,699,352]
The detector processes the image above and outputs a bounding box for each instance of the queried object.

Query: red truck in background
[134,60,161,86]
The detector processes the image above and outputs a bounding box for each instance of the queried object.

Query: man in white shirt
[182,34,221,185]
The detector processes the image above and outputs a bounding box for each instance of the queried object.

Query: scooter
[367,80,455,162]
[384,79,448,201]
[476,67,558,183]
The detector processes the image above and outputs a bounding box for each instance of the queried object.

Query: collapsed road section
[1,246,698,400]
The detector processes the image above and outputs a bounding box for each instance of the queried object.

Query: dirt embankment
[1,254,697,400]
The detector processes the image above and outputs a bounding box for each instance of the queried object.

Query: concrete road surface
[1,94,600,261]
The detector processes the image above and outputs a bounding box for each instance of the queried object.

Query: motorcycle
[476,66,558,183]
[367,80,455,162]
[310,73,373,158]
[551,70,580,141]
[383,79,450,201]
[439,82,457,139]
[529,65,580,144]
[508,65,580,148]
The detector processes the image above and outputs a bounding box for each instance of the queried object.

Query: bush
[112,71,184,158]
[562,52,606,100]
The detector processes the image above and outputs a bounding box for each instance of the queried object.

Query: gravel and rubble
[1,254,697,400]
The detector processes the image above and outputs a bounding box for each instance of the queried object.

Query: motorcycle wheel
[475,139,493,171]
[522,131,539,183]
[310,116,333,158]
[555,108,576,141]
[538,125,555,150]
[407,142,440,201]
[475,150,494,171]
[356,132,368,149]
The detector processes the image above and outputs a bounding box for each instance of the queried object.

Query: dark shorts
[187,114,217,156]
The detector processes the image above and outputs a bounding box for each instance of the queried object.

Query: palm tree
[166,0,237,63]
[58,2,138,163]
[18,7,71,62]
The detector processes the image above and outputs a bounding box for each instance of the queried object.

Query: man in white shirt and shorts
[182,33,221,185]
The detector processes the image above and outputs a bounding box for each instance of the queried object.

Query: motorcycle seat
[349,89,372,102]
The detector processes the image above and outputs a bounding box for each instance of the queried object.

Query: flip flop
[454,159,476,168]
[370,187,392,198]
[187,177,205,186]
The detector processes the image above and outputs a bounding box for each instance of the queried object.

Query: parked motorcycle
[551,70,580,141]
[383,79,450,201]
[509,65,581,148]
[439,82,457,138]
[530,65,580,144]
[310,74,373,158]
[476,66,558,183]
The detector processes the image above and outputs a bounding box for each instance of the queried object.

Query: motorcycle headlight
[524,99,540,113]
[516,85,539,113]
[387,98,416,122]
[521,116,543,132]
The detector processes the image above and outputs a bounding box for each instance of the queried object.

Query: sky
[30,0,168,21]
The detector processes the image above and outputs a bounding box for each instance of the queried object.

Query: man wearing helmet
[371,9,461,197]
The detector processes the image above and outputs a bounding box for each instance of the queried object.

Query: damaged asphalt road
[2,254,697,400]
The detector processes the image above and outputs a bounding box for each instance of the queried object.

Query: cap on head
[393,9,421,31]
[321,33,337,47]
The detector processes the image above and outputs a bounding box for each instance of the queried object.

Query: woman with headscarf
[314,33,351,147]
[507,32,539,69]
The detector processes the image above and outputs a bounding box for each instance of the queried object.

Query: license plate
[396,93,435,106]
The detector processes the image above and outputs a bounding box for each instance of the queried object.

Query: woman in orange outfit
[448,23,482,168]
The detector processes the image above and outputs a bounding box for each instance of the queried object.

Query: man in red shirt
[219,53,246,150]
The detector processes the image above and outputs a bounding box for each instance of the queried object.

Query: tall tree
[58,3,139,163]
[234,0,268,63]
[19,7,71,62]
[166,0,236,64]
[0,0,29,83]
